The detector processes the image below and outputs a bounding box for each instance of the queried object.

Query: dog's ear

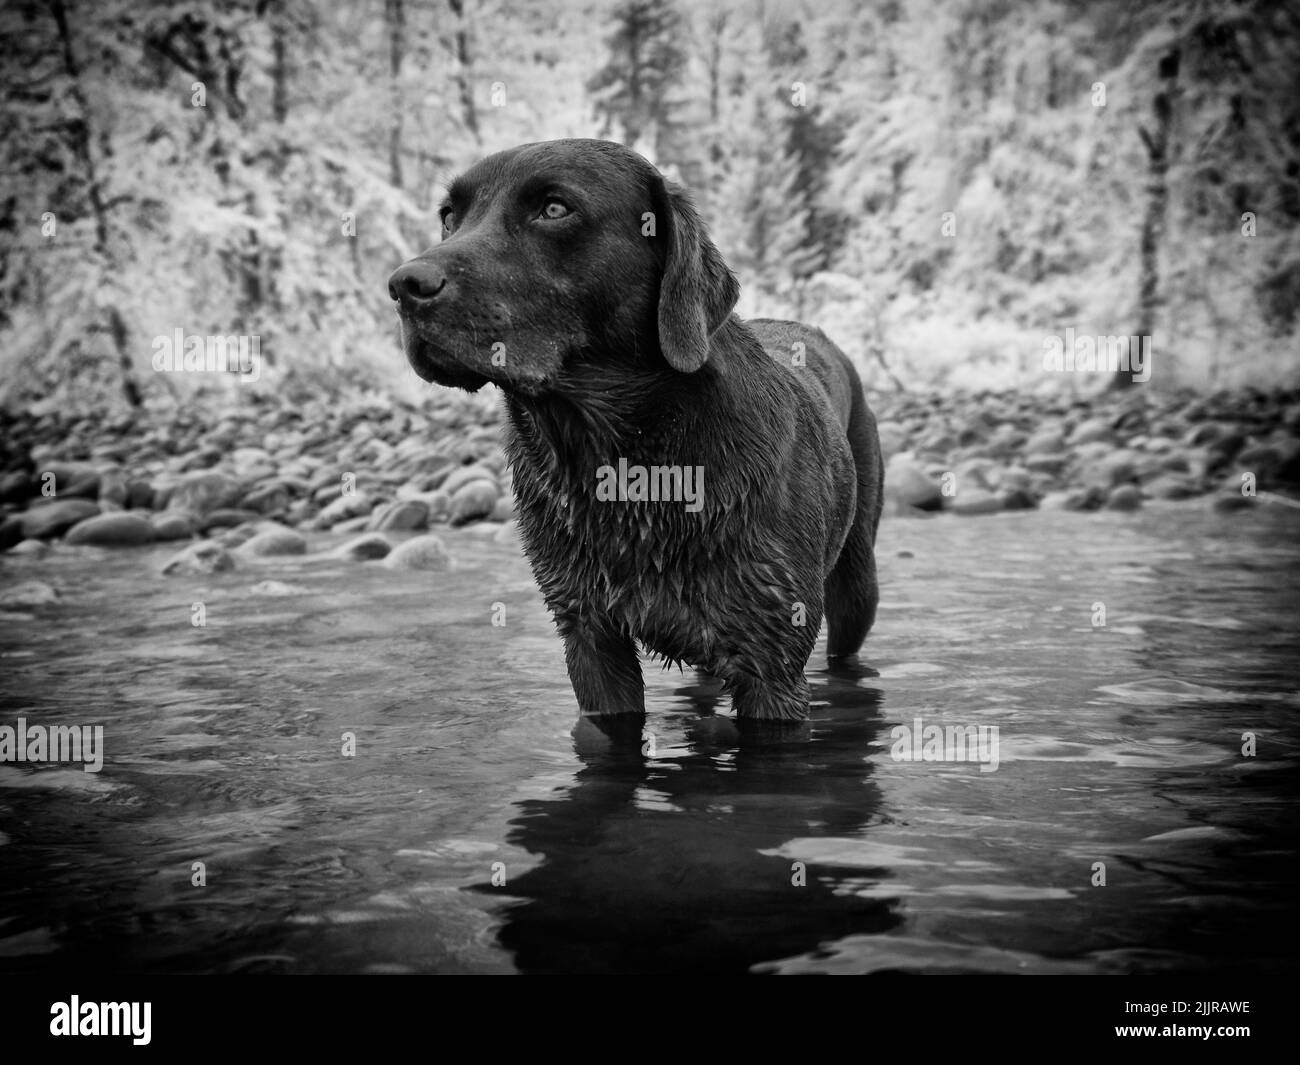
[651,177,739,373]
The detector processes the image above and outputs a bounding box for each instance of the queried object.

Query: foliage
[1,0,1296,412]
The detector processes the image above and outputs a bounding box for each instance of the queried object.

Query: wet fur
[388,139,883,721]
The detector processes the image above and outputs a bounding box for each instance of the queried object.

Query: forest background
[2,0,1297,411]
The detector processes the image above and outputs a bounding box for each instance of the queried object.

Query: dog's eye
[540,199,570,220]
[439,209,455,235]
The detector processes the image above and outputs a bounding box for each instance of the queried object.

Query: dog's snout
[388,261,447,309]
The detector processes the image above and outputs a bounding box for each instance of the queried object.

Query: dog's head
[387,139,738,395]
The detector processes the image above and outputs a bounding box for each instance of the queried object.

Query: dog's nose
[388,262,447,308]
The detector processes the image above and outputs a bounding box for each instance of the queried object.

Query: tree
[587,0,688,159]
[1117,0,1300,387]
[0,0,148,406]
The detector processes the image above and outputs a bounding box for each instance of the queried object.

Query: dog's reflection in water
[470,663,900,974]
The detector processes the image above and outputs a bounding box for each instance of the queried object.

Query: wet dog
[388,139,882,721]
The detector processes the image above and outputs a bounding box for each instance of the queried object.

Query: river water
[1,504,1297,974]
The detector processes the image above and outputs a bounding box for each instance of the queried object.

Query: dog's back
[749,319,885,656]
[749,320,858,430]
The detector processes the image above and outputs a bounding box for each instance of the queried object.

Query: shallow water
[1,504,1297,974]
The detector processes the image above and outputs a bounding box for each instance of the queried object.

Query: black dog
[388,139,883,721]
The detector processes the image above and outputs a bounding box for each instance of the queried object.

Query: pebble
[950,488,1003,515]
[161,542,235,576]
[19,500,101,540]
[367,499,429,532]
[382,534,451,571]
[64,512,156,546]
[884,454,943,511]
[448,481,500,525]
[164,471,245,516]
[151,512,197,540]
[1104,484,1143,511]
[236,527,308,557]
[330,534,393,561]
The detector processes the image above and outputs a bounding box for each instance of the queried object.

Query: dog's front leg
[559,621,645,717]
[728,671,811,722]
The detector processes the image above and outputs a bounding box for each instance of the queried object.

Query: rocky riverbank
[0,387,509,574]
[875,386,1300,516]
[1,384,1298,574]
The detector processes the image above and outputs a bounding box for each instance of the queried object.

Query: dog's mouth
[398,314,559,397]
[401,327,490,391]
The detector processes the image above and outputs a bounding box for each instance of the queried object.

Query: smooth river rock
[382,534,451,571]
[64,512,156,546]
[20,499,101,540]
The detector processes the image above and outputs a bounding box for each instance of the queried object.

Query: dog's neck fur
[501,318,771,484]
[506,362,694,451]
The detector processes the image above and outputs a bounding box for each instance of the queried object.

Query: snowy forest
[1,0,1298,410]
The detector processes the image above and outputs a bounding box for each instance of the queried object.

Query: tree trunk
[386,0,404,188]
[447,0,479,142]
[263,3,290,338]
[49,0,143,408]
[704,12,726,165]
[271,6,288,124]
[108,307,142,407]
[706,13,725,125]
[1125,49,1179,390]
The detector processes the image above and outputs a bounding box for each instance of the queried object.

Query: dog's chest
[517,478,708,604]
[503,414,808,663]
[512,472,801,666]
